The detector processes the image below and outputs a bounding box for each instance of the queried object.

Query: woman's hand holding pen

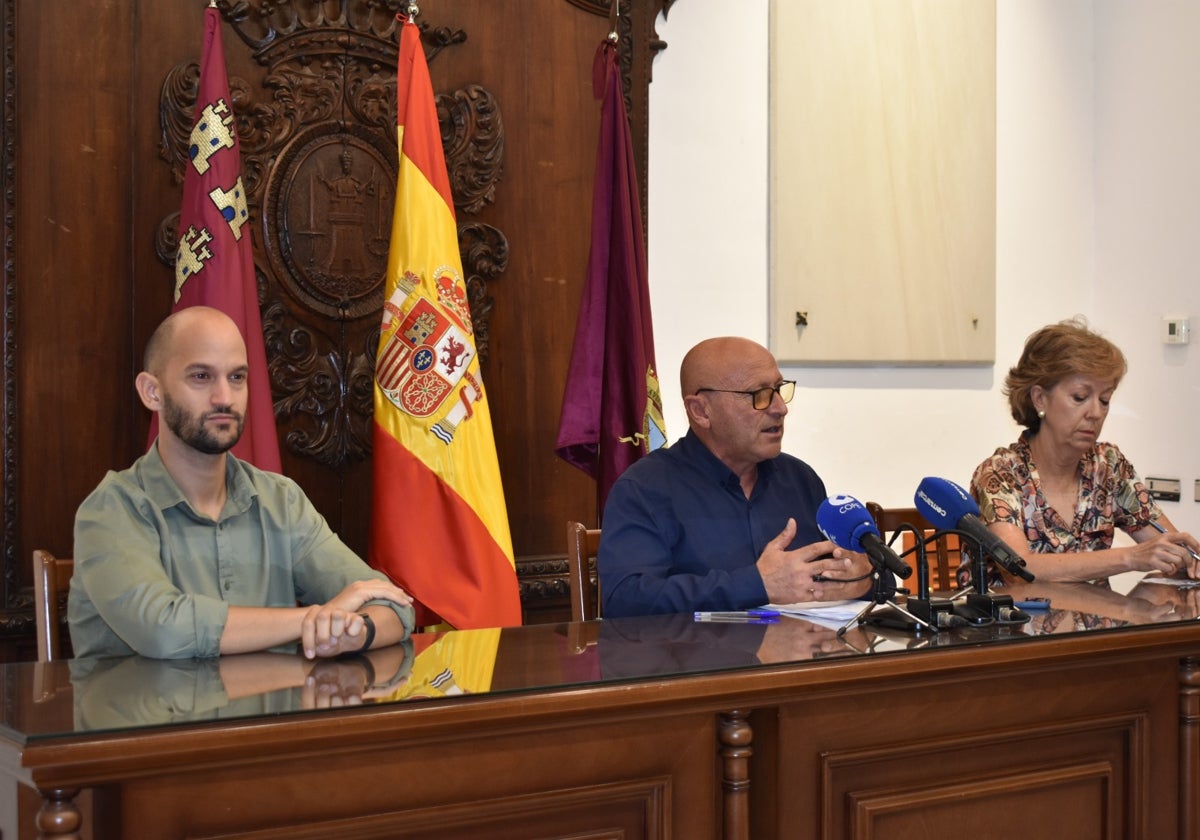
[1145,520,1200,579]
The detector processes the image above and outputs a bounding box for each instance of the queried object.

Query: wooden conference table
[2,579,1200,840]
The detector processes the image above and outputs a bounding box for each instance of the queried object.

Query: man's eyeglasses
[693,380,796,411]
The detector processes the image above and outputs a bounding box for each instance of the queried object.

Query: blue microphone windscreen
[816,494,878,552]
[913,476,979,528]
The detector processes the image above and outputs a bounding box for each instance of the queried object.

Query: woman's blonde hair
[1004,318,1127,431]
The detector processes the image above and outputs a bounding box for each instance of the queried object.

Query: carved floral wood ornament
[155,0,506,468]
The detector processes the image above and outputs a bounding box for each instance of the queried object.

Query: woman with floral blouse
[966,318,1200,588]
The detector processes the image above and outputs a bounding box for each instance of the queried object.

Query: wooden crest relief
[154,0,506,468]
[0,0,679,635]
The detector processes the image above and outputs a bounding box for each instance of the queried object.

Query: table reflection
[596,611,861,680]
[12,578,1196,737]
[994,577,1200,631]
[71,640,414,730]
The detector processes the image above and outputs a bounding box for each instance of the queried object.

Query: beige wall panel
[770,0,996,364]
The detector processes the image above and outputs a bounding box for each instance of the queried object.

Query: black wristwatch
[357,612,376,652]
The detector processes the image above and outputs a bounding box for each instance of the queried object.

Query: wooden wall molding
[0,0,22,635]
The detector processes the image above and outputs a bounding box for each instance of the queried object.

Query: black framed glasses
[694,380,796,411]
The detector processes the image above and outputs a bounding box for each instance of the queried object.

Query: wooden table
[2,580,1199,839]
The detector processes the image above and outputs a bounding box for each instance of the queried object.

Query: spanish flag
[161,4,281,472]
[381,629,503,702]
[370,17,521,630]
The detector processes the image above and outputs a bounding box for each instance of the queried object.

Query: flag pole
[607,0,619,43]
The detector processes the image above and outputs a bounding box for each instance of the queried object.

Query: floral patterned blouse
[963,433,1161,588]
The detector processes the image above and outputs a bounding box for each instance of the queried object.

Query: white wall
[1093,0,1200,532]
[648,0,1199,534]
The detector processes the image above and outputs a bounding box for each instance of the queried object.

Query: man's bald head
[143,306,243,376]
[680,337,776,398]
[136,306,249,457]
[679,337,789,476]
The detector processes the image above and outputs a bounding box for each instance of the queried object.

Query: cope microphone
[816,495,913,580]
[913,476,1035,582]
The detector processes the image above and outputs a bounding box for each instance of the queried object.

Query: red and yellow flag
[370,18,521,630]
[159,5,281,472]
[381,629,502,702]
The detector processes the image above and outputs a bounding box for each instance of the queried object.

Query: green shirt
[70,444,414,659]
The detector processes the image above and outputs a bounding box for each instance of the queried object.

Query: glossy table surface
[4,577,1198,744]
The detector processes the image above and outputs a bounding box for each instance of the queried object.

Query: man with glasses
[599,336,875,618]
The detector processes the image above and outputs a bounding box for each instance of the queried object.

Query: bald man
[71,306,414,659]
[599,337,876,618]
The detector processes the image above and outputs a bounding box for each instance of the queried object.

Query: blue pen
[693,610,781,622]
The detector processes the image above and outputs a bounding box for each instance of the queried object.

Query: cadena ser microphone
[816,495,913,580]
[913,476,1035,582]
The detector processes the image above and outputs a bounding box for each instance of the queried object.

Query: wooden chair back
[865,504,960,593]
[33,549,74,662]
[566,521,602,621]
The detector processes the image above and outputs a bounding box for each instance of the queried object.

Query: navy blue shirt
[599,429,829,618]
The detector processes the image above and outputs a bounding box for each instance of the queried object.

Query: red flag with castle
[163,4,281,472]
[370,16,521,629]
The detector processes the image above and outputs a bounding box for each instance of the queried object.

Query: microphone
[913,476,1035,582]
[816,495,913,580]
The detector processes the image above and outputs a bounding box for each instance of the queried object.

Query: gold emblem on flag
[377,275,478,427]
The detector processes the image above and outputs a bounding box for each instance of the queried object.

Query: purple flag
[555,39,665,518]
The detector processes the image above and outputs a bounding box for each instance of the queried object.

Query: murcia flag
[370,16,521,630]
[160,4,281,472]
[555,36,665,517]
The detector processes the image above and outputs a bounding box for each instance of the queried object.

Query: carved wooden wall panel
[0,0,675,647]
[151,5,513,560]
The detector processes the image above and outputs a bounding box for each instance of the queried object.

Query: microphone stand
[947,530,1031,627]
[897,524,960,633]
[837,622,936,654]
[837,530,932,637]
[850,616,995,652]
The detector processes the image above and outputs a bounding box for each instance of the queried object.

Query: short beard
[161,392,244,455]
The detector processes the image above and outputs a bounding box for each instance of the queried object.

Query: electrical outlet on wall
[1147,476,1182,502]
